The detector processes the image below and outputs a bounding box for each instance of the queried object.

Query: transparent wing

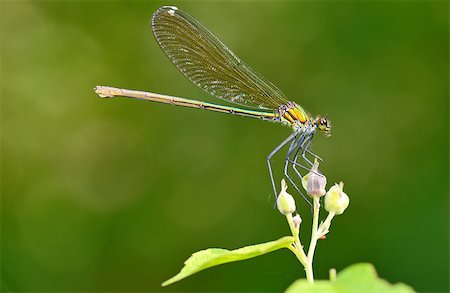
[151,6,289,110]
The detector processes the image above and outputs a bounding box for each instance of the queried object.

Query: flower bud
[301,159,327,197]
[324,182,349,215]
[293,214,302,230]
[277,179,296,215]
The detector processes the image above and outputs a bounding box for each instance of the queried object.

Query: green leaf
[286,263,415,293]
[162,236,294,287]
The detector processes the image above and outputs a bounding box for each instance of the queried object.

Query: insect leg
[301,132,317,167]
[267,132,296,198]
[291,135,313,179]
[295,129,323,164]
[283,130,312,206]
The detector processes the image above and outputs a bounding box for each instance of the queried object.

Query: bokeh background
[1,1,448,292]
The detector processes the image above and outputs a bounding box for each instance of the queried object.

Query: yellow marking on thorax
[283,112,295,124]
[289,108,308,123]
[283,108,308,125]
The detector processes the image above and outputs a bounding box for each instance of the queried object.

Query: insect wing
[151,6,289,110]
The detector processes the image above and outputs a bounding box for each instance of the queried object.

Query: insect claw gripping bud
[277,179,296,215]
[324,182,349,215]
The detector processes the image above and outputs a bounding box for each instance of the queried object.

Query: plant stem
[306,197,321,279]
[286,197,331,284]
[305,261,314,283]
[286,213,315,284]
[329,268,337,282]
[298,196,320,283]
[285,214,309,266]
[318,212,335,238]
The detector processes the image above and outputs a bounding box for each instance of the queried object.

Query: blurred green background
[1,1,448,292]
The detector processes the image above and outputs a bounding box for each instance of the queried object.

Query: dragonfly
[94,6,331,203]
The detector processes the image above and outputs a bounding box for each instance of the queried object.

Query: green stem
[286,213,315,284]
[306,197,321,278]
[318,212,335,238]
[304,261,314,284]
[286,197,330,284]
[329,268,337,282]
[286,214,308,269]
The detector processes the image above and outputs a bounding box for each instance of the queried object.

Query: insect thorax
[278,102,309,128]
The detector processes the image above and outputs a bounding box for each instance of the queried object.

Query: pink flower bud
[293,214,302,230]
[302,159,327,197]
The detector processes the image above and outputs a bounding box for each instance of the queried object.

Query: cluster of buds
[277,159,349,217]
[275,159,349,284]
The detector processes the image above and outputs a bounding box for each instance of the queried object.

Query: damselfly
[95,6,331,203]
